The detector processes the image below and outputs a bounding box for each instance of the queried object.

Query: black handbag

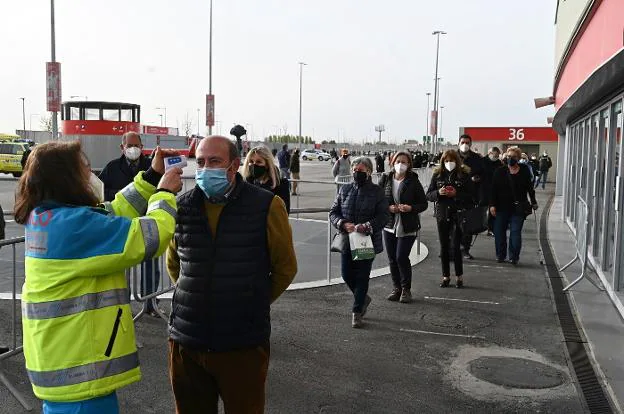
[330,232,348,253]
[458,206,488,235]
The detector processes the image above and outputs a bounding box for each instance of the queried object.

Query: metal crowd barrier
[126,254,175,322]
[0,236,32,411]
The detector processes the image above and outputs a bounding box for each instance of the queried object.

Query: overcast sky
[1,0,556,143]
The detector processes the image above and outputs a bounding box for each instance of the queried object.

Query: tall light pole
[208,0,214,135]
[19,98,26,133]
[440,106,445,143]
[156,107,167,126]
[298,62,307,149]
[158,114,163,126]
[426,92,431,152]
[432,30,446,154]
[375,125,385,144]
[49,0,58,140]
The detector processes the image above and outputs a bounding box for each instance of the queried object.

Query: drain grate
[539,196,614,413]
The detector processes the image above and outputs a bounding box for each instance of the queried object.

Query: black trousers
[437,218,463,277]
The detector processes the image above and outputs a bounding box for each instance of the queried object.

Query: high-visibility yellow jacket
[22,171,177,402]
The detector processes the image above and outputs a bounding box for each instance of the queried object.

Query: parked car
[0,141,32,177]
[301,149,331,161]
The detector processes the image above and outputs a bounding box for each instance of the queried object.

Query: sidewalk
[547,194,624,413]
[0,188,593,413]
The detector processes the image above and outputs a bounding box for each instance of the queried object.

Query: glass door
[608,100,623,287]
[593,109,609,261]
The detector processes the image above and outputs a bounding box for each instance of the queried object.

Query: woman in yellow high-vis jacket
[14,141,183,414]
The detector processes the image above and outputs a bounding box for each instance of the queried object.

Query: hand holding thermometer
[164,155,187,171]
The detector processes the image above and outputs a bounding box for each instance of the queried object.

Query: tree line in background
[265,135,315,144]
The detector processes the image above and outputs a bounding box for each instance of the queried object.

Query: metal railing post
[327,215,332,284]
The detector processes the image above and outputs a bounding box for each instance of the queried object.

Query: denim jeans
[535,170,548,189]
[341,253,374,313]
[44,392,118,413]
[141,258,161,312]
[383,231,416,290]
[494,211,525,262]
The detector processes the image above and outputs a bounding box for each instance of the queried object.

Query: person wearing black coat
[482,147,503,235]
[426,150,475,288]
[242,146,291,213]
[330,157,389,328]
[457,134,484,259]
[378,151,428,303]
[490,147,538,265]
[99,132,160,315]
[374,153,384,174]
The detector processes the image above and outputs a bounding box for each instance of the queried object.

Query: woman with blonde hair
[426,150,475,288]
[243,146,291,213]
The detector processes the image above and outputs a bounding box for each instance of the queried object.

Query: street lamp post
[19,98,26,134]
[426,92,431,152]
[158,114,163,126]
[432,30,446,154]
[298,62,307,149]
[196,108,200,135]
[375,125,385,144]
[208,0,214,135]
[156,107,167,126]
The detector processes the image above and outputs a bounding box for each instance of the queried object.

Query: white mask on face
[489,154,499,161]
[459,143,470,153]
[124,147,141,161]
[444,161,456,172]
[89,172,104,203]
[543,152,548,157]
[394,163,408,174]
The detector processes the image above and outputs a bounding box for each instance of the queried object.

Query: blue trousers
[383,232,416,290]
[341,253,374,313]
[43,392,118,413]
[535,170,548,189]
[494,211,525,262]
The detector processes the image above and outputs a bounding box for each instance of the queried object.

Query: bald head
[121,132,142,146]
[196,136,240,181]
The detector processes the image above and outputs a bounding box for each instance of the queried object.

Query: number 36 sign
[461,127,558,142]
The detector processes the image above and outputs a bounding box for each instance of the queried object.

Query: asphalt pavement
[0,179,590,413]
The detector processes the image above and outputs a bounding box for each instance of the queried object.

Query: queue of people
[15,132,546,412]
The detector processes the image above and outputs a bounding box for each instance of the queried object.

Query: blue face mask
[196,166,232,198]
[507,158,519,167]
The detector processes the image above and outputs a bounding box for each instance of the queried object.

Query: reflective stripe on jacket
[22,172,177,402]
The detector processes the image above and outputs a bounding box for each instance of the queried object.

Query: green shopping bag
[349,232,375,261]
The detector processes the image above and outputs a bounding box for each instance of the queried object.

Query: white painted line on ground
[399,328,485,340]
[0,293,21,300]
[424,296,501,305]
[289,217,328,224]
[5,220,14,223]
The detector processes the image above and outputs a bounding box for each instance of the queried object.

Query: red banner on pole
[206,94,215,127]
[429,110,438,135]
[46,62,62,112]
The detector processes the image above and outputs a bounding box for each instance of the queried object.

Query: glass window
[588,114,599,251]
[0,144,9,154]
[596,108,610,263]
[85,108,100,121]
[70,107,81,121]
[120,109,133,122]
[102,109,119,121]
[605,101,622,275]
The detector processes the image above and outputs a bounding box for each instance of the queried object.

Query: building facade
[552,0,624,312]
[459,126,559,179]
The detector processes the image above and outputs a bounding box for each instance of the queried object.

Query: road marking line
[399,328,485,340]
[424,296,500,305]
[0,293,21,300]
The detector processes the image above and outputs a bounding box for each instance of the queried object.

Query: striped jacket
[22,170,176,402]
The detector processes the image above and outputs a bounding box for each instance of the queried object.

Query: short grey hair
[121,131,142,146]
[351,156,373,173]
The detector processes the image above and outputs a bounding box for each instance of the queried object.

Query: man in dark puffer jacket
[166,136,297,413]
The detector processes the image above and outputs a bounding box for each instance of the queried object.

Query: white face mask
[394,163,408,174]
[444,161,456,172]
[89,172,104,203]
[489,154,499,161]
[543,152,548,157]
[124,147,141,161]
[459,143,470,153]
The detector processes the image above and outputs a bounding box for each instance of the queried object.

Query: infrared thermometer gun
[164,155,187,171]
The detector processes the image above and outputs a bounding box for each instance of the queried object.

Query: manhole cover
[468,357,566,389]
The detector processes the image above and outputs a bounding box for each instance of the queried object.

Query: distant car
[301,149,331,161]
